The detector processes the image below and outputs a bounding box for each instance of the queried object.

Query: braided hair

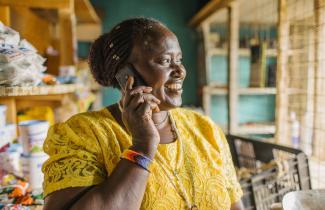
[88,17,165,88]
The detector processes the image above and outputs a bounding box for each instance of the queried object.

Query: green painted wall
[86,0,199,106]
[209,55,276,126]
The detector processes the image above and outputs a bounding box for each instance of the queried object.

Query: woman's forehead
[138,28,180,54]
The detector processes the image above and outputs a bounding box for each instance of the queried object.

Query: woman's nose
[171,64,186,79]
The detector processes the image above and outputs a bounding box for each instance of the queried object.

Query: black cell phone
[115,64,147,91]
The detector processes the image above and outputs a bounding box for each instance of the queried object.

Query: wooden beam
[75,0,100,23]
[0,97,17,124]
[0,0,72,10]
[201,22,210,84]
[203,87,212,116]
[10,7,52,53]
[227,1,239,134]
[0,6,10,26]
[189,0,233,27]
[313,0,325,159]
[275,0,289,144]
[76,23,101,41]
[59,8,77,66]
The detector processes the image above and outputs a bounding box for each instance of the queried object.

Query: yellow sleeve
[215,127,243,204]
[42,116,107,197]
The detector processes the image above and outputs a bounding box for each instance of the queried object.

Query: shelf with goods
[0,0,102,74]
[0,0,102,126]
[0,84,84,123]
[0,2,102,206]
[190,0,277,135]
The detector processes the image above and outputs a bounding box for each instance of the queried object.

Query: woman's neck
[152,110,168,126]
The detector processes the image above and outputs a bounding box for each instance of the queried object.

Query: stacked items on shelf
[0,108,16,151]
[0,104,49,208]
[18,120,49,190]
[0,174,43,210]
[0,104,17,148]
[0,21,47,87]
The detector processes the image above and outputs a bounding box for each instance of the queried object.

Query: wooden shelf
[0,84,83,97]
[236,123,276,134]
[208,48,277,57]
[203,86,276,95]
[0,0,102,71]
[238,87,276,95]
[203,85,228,95]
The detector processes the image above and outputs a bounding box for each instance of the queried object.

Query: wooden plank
[0,0,72,10]
[208,48,277,57]
[0,97,16,124]
[189,0,233,27]
[236,124,276,135]
[238,88,276,95]
[16,96,65,112]
[204,86,228,95]
[75,0,100,23]
[313,0,325,160]
[10,7,52,54]
[76,23,101,41]
[275,0,289,144]
[202,22,211,85]
[0,6,10,25]
[59,8,77,66]
[0,84,83,96]
[203,90,211,116]
[227,1,239,134]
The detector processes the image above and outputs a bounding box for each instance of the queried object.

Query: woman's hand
[121,76,161,158]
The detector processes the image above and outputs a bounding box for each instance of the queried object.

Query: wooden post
[313,0,325,159]
[59,7,77,66]
[202,22,211,84]
[275,0,289,144]
[0,97,17,124]
[200,21,212,116]
[203,87,211,116]
[227,1,239,134]
[0,6,10,25]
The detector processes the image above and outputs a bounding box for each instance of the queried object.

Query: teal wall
[207,25,277,127]
[209,54,276,126]
[84,0,199,106]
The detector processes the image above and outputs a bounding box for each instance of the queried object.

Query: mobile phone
[115,64,147,91]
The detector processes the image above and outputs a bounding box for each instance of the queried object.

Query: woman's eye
[175,58,182,64]
[160,58,170,65]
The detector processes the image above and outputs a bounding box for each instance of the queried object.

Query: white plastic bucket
[18,120,49,154]
[21,152,48,189]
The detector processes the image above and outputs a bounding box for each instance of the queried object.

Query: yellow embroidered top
[42,108,243,209]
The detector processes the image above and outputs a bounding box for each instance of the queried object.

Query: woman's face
[129,26,186,111]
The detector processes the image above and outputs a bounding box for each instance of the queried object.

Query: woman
[43,18,243,210]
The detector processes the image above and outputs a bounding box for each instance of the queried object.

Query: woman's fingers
[127,93,145,110]
[136,94,160,112]
[123,76,134,107]
[130,86,152,95]
[128,93,160,111]
[136,101,153,122]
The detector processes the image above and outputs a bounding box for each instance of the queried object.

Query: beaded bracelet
[121,149,152,172]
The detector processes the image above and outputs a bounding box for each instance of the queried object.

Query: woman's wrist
[130,141,158,159]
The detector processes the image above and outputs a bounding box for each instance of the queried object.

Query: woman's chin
[159,96,182,110]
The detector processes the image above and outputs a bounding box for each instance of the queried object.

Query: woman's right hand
[121,76,161,158]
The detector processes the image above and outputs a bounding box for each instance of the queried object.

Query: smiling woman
[42,17,244,210]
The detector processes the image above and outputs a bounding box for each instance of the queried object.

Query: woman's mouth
[164,82,183,94]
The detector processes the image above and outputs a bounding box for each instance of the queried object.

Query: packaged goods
[0,22,46,87]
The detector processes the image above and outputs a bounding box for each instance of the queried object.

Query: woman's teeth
[165,83,182,90]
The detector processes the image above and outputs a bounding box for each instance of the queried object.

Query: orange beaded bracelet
[121,149,152,172]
